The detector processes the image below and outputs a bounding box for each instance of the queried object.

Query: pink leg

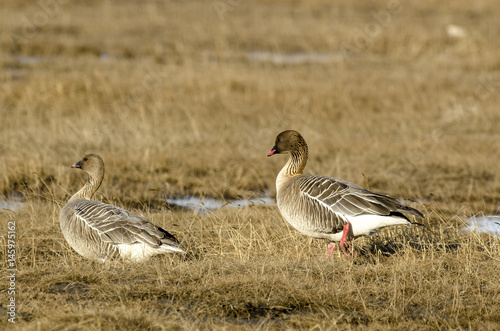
[339,222,353,258]
[325,242,336,259]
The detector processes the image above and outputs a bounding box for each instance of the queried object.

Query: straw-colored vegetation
[1,0,499,329]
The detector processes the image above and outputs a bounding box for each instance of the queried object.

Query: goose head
[267,130,307,157]
[72,154,105,176]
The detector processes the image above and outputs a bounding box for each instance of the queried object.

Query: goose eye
[83,157,88,161]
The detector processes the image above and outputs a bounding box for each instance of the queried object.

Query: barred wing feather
[71,200,180,248]
[296,175,419,234]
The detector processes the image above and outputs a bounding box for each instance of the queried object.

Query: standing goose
[59,154,185,262]
[267,130,423,258]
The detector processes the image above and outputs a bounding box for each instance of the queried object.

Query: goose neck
[284,149,307,176]
[68,169,104,203]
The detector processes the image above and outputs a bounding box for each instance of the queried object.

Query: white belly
[346,214,410,237]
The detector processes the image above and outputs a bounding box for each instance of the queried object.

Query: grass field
[1,0,500,329]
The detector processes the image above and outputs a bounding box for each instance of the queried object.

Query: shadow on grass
[355,225,464,261]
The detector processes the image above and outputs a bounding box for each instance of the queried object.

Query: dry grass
[1,0,499,329]
[2,201,500,330]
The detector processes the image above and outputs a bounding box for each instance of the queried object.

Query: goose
[59,154,185,262]
[267,130,423,258]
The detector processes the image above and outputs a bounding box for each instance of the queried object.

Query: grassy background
[1,0,499,329]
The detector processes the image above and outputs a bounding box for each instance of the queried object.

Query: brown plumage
[268,130,423,258]
[59,154,185,262]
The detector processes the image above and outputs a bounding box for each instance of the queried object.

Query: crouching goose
[267,130,423,258]
[59,154,185,262]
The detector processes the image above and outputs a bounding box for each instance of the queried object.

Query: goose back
[277,174,421,241]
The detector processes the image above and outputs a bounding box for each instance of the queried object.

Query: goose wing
[70,200,180,248]
[296,175,420,234]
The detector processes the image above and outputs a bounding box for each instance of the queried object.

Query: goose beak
[267,146,278,157]
[72,160,82,168]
